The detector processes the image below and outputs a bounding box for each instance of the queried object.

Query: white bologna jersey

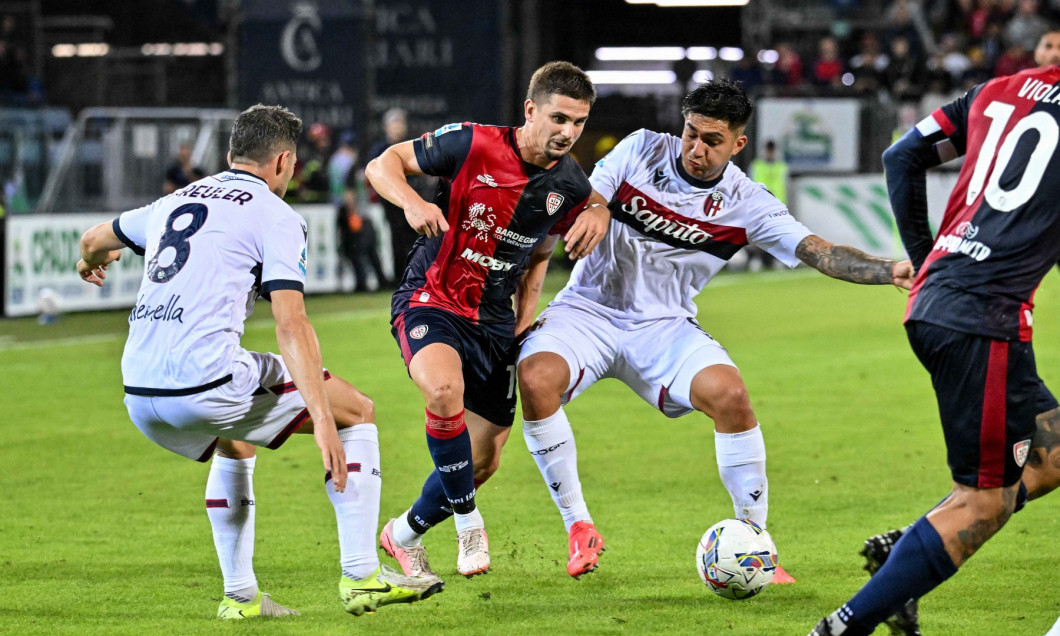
[555,129,813,322]
[113,169,307,395]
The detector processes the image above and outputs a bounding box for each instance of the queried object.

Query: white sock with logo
[715,424,768,527]
[206,454,258,602]
[523,407,592,532]
[327,424,382,581]
[393,508,425,547]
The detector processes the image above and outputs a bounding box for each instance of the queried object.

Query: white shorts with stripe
[517,300,735,417]
[123,349,324,461]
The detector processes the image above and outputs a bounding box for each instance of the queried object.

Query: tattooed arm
[795,234,915,289]
[1023,406,1060,500]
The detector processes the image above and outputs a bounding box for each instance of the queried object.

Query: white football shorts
[518,300,735,417]
[123,349,322,461]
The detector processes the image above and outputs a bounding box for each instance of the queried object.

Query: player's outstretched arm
[515,235,559,337]
[365,141,449,237]
[270,289,347,492]
[795,235,915,289]
[77,221,125,287]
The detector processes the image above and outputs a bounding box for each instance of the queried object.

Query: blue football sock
[407,470,452,533]
[424,409,477,515]
[842,516,958,630]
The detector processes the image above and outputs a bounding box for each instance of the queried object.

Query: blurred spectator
[994,40,1036,74]
[0,39,28,105]
[979,21,1006,63]
[927,32,972,80]
[747,140,787,270]
[1005,0,1050,50]
[288,122,332,203]
[965,0,1000,42]
[960,46,995,87]
[330,131,388,292]
[849,31,890,94]
[1033,26,1060,65]
[773,42,805,87]
[812,37,846,87]
[886,36,926,99]
[0,14,37,105]
[367,108,421,285]
[163,143,201,194]
[886,0,937,56]
[730,54,766,94]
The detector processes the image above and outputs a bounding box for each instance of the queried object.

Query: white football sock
[206,454,258,599]
[524,407,592,532]
[327,424,382,581]
[393,509,424,547]
[454,507,484,534]
[715,424,768,528]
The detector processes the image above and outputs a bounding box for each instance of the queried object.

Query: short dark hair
[230,104,302,164]
[526,61,597,106]
[680,80,754,130]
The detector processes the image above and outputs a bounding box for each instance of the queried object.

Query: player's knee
[329,379,376,425]
[423,381,463,412]
[697,382,754,423]
[518,355,567,401]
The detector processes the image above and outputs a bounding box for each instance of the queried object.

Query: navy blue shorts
[906,321,1038,489]
[1034,376,1059,414]
[392,307,518,427]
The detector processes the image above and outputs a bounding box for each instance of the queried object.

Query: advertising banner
[756,99,861,173]
[370,0,504,137]
[239,0,367,134]
[793,173,957,259]
[4,205,343,317]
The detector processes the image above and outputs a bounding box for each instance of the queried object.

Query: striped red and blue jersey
[391,123,591,325]
[888,66,1060,341]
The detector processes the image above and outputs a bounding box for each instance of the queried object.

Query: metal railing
[36,107,239,213]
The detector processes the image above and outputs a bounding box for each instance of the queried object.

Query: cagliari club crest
[1014,439,1031,467]
[546,192,564,215]
[704,191,724,218]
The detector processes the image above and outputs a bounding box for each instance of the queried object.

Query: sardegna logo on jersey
[546,192,564,215]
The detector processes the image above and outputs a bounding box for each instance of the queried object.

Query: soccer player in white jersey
[517,80,915,580]
[75,104,440,619]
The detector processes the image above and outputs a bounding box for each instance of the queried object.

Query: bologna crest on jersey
[1014,439,1031,467]
[704,191,724,218]
[546,192,564,215]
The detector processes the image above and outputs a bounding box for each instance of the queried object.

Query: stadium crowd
[737,0,1058,117]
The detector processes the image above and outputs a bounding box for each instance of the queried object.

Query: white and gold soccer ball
[696,518,779,600]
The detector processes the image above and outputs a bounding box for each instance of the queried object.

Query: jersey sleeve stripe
[930,109,957,137]
[260,279,304,298]
[112,217,146,256]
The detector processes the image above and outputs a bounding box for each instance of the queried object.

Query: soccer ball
[696,518,778,600]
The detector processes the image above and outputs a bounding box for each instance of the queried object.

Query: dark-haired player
[516,79,914,580]
[364,61,610,579]
[810,62,1060,636]
[845,32,1060,636]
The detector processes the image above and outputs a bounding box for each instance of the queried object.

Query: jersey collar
[224,168,268,185]
[676,159,726,190]
[508,127,554,175]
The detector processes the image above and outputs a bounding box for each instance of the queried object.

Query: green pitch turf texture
[1,268,1057,635]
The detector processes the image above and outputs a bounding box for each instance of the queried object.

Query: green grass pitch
[1,268,1057,635]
